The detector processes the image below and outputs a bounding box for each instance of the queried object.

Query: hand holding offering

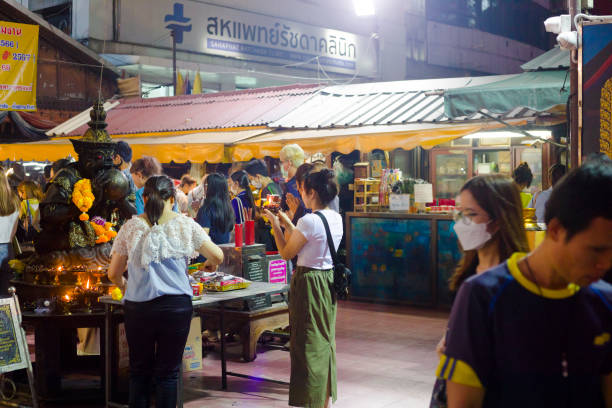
[277,210,293,229]
[202,259,218,272]
[263,208,281,229]
[286,193,300,218]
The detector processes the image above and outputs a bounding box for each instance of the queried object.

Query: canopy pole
[476,110,567,149]
[569,0,580,167]
[171,30,177,96]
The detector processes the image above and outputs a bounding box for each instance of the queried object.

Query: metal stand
[8,287,38,408]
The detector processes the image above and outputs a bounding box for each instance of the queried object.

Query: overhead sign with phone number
[0,21,38,111]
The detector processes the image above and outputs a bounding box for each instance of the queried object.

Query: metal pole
[569,0,581,167]
[220,303,227,390]
[171,30,177,96]
[9,287,38,408]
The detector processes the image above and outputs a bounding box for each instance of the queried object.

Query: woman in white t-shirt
[265,167,342,408]
[0,168,20,290]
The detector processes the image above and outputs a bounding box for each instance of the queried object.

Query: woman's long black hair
[230,169,255,210]
[143,175,175,225]
[200,173,234,233]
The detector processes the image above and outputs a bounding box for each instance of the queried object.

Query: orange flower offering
[90,216,118,244]
[72,179,95,221]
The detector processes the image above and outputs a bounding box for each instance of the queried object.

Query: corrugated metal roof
[521,46,569,71]
[268,75,532,129]
[65,84,321,136]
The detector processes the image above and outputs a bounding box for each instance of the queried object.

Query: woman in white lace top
[108,175,223,408]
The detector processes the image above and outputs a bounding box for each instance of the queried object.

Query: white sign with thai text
[118,1,378,77]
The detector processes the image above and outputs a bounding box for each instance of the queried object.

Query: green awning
[444,70,570,118]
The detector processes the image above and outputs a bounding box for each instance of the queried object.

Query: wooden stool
[198,302,289,362]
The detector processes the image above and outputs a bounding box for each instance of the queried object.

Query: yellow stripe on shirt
[436,353,483,388]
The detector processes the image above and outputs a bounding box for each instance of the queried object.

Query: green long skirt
[289,266,337,408]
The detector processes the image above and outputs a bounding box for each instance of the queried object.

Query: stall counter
[345,212,462,308]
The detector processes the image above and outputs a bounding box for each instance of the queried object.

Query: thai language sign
[119,1,378,77]
[268,259,287,284]
[0,22,38,111]
[0,299,28,374]
[581,22,612,159]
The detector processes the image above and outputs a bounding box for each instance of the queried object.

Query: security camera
[544,15,571,34]
[557,31,578,50]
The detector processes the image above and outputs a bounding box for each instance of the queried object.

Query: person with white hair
[279,144,307,224]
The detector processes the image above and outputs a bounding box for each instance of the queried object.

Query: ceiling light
[463,130,552,139]
[353,0,375,16]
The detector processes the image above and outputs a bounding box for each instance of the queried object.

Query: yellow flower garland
[71,179,95,221]
[90,220,118,244]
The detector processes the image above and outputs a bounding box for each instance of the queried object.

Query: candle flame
[85,279,90,289]
[64,294,70,301]
[97,266,102,271]
[57,266,63,272]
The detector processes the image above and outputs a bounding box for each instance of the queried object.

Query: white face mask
[280,166,289,179]
[453,218,492,251]
[251,178,262,189]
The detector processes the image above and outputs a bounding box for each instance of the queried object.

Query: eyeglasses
[453,209,486,225]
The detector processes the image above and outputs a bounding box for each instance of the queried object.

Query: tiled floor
[20,301,448,407]
[182,301,448,408]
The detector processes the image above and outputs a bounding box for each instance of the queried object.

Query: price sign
[0,21,38,111]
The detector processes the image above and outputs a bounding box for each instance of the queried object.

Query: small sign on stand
[0,287,37,407]
[389,194,411,211]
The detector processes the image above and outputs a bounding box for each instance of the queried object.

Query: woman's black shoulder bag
[314,211,351,303]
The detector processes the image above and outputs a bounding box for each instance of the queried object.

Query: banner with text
[0,22,38,111]
[581,22,612,159]
[119,1,378,77]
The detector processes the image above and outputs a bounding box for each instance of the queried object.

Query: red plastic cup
[245,220,255,245]
[234,224,243,247]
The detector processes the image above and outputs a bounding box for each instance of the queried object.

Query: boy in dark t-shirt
[438,161,612,408]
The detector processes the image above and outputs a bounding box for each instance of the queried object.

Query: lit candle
[64,294,71,302]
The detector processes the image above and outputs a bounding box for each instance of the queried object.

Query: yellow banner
[0,22,38,111]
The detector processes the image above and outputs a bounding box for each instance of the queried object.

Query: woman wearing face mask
[450,175,529,291]
[228,170,255,224]
[245,159,281,200]
[431,175,528,406]
[244,160,280,251]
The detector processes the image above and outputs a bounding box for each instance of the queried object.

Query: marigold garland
[71,179,95,221]
[90,216,118,244]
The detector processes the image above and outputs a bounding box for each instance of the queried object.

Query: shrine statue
[35,100,136,254]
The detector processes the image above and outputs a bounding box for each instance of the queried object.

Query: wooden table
[198,302,289,362]
[99,282,289,408]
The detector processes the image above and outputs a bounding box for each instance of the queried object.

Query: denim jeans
[0,243,14,296]
[123,295,193,408]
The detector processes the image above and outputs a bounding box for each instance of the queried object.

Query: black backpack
[314,211,351,303]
